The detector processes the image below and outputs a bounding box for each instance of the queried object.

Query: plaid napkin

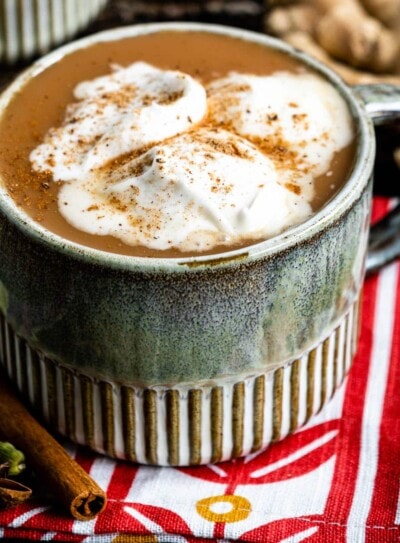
[0,196,399,543]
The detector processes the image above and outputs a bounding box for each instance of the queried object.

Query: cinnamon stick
[0,372,106,520]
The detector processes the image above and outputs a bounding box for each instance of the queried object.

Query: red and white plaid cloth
[0,196,399,543]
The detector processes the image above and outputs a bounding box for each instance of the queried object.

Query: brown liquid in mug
[0,31,356,258]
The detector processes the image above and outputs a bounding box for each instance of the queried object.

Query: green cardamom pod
[0,442,25,476]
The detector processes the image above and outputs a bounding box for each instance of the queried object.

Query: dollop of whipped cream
[30,61,354,253]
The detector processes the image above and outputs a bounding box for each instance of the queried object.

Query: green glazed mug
[0,23,399,466]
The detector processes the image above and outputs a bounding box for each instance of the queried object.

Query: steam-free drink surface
[0,31,356,257]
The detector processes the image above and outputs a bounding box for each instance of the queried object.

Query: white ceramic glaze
[0,0,107,64]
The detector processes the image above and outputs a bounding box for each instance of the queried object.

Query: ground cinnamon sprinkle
[284,182,302,195]
[203,99,306,179]
[207,82,251,96]
[248,132,300,170]
[197,134,252,159]
[5,97,309,220]
[7,159,57,215]
[292,113,307,122]
[128,206,163,239]
[108,195,129,213]
[95,84,138,110]
[157,89,184,104]
[45,156,55,168]
[99,144,154,180]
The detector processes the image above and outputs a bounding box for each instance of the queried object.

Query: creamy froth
[30,61,354,252]
[207,71,353,176]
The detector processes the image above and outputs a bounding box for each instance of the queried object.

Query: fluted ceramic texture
[0,299,359,466]
[0,0,107,64]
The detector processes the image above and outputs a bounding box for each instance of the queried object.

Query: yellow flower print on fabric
[196,494,251,523]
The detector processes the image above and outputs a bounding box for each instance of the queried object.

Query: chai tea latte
[0,30,356,257]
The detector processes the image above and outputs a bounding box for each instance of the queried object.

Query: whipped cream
[31,62,207,181]
[30,61,354,253]
[207,71,353,177]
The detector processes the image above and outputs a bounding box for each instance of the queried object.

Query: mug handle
[353,84,400,275]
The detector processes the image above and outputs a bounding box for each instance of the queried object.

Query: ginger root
[315,3,399,73]
[361,0,400,28]
[302,0,358,11]
[284,31,400,85]
[264,0,400,84]
[266,5,320,35]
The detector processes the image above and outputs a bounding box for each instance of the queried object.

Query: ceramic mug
[0,0,108,64]
[0,23,399,466]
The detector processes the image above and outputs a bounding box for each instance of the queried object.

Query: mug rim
[0,21,376,272]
